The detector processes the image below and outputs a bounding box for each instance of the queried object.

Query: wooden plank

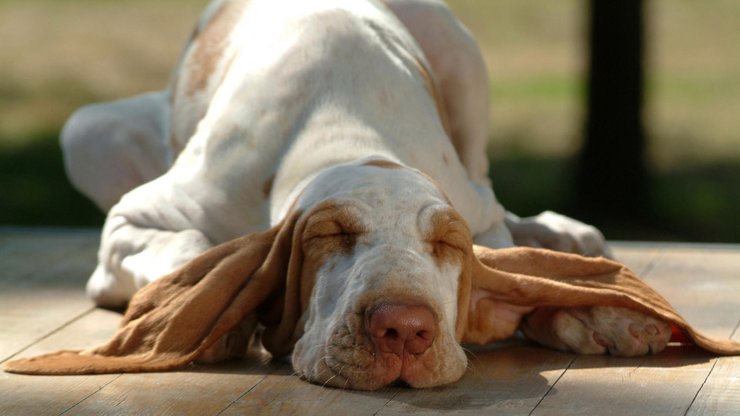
[3,309,278,416]
[0,309,121,416]
[0,235,99,363]
[686,324,740,415]
[220,361,399,416]
[66,361,272,416]
[686,356,740,416]
[530,247,740,415]
[611,244,661,275]
[531,349,718,416]
[2,306,274,416]
[376,343,575,415]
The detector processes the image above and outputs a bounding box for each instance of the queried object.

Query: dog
[58,0,672,389]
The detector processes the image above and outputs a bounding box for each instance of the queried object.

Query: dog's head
[287,158,470,389]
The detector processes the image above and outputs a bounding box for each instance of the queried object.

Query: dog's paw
[524,306,672,356]
[507,211,613,258]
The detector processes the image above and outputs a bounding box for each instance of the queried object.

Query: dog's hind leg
[60,91,172,212]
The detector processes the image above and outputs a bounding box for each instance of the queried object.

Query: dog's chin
[292,326,468,391]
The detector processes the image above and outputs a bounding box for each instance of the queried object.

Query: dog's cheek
[291,330,322,381]
[291,300,339,380]
[437,340,468,385]
[407,339,468,388]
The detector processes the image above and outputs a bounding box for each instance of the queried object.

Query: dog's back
[164,0,501,237]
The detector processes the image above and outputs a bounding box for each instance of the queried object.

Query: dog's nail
[593,332,611,347]
[628,323,642,338]
[645,324,659,336]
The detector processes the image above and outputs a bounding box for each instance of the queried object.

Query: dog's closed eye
[422,209,471,265]
[303,221,358,253]
[302,202,366,252]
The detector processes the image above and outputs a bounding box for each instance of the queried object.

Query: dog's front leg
[60,91,172,212]
[505,211,613,258]
[88,218,213,309]
[521,306,672,356]
[86,177,216,308]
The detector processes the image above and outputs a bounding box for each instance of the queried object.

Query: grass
[0,0,739,242]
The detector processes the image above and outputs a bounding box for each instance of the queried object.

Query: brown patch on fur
[186,1,242,97]
[262,176,275,198]
[425,208,471,269]
[302,201,365,255]
[300,201,367,309]
[416,60,452,136]
[363,159,403,170]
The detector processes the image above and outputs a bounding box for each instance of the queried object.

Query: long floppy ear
[4,211,306,375]
[460,246,740,355]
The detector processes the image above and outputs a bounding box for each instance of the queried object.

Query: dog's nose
[368,303,437,356]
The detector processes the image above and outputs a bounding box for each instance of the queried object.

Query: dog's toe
[552,306,671,356]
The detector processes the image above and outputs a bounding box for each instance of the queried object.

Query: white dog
[60,0,670,389]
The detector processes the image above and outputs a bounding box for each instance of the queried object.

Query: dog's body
[61,0,670,389]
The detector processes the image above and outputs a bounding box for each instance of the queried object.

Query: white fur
[61,0,621,389]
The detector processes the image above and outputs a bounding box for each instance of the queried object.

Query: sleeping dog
[58,0,671,389]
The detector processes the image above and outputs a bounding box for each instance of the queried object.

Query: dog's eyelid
[425,213,470,249]
[303,219,364,243]
[303,202,366,240]
[430,237,466,253]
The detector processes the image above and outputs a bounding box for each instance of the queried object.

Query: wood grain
[67,365,270,415]
[221,361,399,416]
[0,233,98,363]
[611,244,661,275]
[377,343,575,415]
[530,246,740,415]
[687,356,740,416]
[531,349,717,416]
[0,309,120,416]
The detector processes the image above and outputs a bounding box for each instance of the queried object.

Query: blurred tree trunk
[575,0,649,220]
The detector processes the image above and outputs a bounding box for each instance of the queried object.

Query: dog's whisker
[321,372,339,388]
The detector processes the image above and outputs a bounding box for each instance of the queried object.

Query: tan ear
[4,211,308,375]
[462,245,740,355]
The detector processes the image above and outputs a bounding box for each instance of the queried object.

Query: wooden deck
[0,230,738,415]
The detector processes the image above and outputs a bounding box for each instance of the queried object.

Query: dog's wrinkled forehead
[296,158,450,216]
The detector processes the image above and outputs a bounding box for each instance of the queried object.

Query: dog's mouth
[293,316,467,391]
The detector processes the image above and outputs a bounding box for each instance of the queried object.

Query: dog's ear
[460,245,740,355]
[4,210,309,375]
